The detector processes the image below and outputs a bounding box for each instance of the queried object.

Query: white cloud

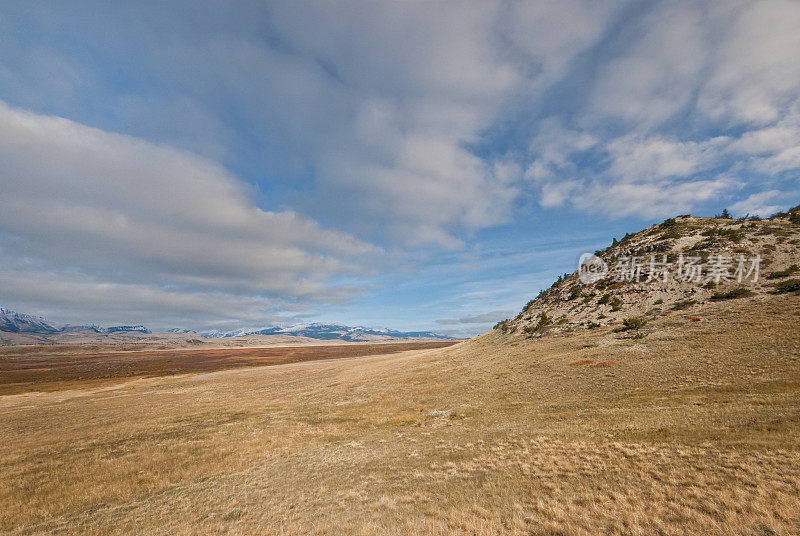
[525,118,598,182]
[521,0,800,218]
[729,190,787,218]
[575,178,734,219]
[436,310,516,326]
[606,135,730,182]
[698,0,800,125]
[540,181,580,208]
[502,0,627,87]
[0,1,627,249]
[589,1,710,128]
[0,101,377,327]
[2,1,800,330]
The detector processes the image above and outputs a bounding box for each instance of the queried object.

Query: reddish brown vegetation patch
[0,341,458,395]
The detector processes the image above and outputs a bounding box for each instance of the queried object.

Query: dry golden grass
[1,295,799,535]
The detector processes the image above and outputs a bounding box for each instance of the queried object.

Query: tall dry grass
[1,295,799,534]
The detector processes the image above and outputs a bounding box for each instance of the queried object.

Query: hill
[496,208,800,338]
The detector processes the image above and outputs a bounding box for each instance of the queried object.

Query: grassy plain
[1,295,799,535]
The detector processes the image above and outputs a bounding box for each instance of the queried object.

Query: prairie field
[2,295,799,535]
[0,341,457,396]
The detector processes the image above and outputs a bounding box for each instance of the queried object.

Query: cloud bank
[1,1,800,331]
[0,102,376,327]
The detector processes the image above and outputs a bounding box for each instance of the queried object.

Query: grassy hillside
[497,208,800,338]
[2,292,799,535]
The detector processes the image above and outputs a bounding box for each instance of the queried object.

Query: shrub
[701,227,742,242]
[770,279,800,294]
[536,311,552,329]
[610,297,623,311]
[672,299,696,310]
[710,288,753,300]
[521,299,535,314]
[653,298,664,305]
[766,265,799,279]
[715,208,731,219]
[622,317,647,332]
[660,230,681,240]
[598,293,611,305]
[568,286,582,300]
[494,319,511,333]
[587,322,600,329]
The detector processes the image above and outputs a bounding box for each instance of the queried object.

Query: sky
[1,0,799,337]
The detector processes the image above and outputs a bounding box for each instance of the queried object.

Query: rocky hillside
[496,206,800,337]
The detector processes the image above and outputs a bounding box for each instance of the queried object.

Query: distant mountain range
[0,308,151,335]
[0,307,452,341]
[168,323,453,341]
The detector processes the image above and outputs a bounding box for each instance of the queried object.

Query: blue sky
[1,1,799,336]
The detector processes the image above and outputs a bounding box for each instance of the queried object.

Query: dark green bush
[622,317,647,331]
[494,319,511,333]
[521,299,535,314]
[598,293,611,305]
[714,209,731,219]
[536,311,552,329]
[660,230,681,240]
[672,299,696,310]
[568,286,582,300]
[766,265,799,279]
[770,279,800,294]
[710,288,753,300]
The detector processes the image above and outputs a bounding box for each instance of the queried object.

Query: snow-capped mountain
[179,322,453,341]
[105,325,151,334]
[0,307,150,335]
[1,307,450,341]
[0,307,62,334]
